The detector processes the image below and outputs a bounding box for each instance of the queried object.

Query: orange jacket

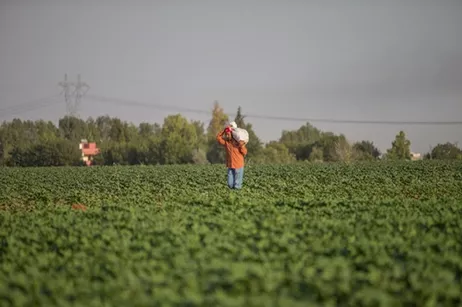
[216,130,247,169]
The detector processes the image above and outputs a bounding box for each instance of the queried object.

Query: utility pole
[73,74,90,118]
[58,74,90,118]
[58,74,75,116]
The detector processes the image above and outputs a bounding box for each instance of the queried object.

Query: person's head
[224,122,236,139]
[224,130,232,140]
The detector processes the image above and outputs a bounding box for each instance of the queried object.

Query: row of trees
[0,102,461,167]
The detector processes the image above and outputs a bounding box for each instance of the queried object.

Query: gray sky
[1,0,461,154]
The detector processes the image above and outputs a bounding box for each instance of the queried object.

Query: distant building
[410,152,422,161]
[79,139,100,166]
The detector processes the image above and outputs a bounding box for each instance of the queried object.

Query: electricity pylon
[58,74,90,118]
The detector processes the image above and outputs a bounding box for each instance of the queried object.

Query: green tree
[100,141,127,165]
[7,146,29,167]
[254,141,296,164]
[305,132,349,162]
[206,101,229,163]
[0,129,4,166]
[331,135,353,163]
[192,148,209,164]
[309,146,323,162]
[386,131,411,160]
[59,116,88,141]
[85,117,101,142]
[139,122,160,139]
[425,142,462,160]
[96,115,113,142]
[191,120,207,151]
[0,141,3,166]
[108,118,126,143]
[123,122,139,143]
[35,120,60,142]
[136,122,162,164]
[159,114,199,164]
[54,139,82,166]
[233,106,263,159]
[353,140,381,161]
[279,122,322,160]
[7,139,80,167]
[316,132,344,162]
[234,106,246,127]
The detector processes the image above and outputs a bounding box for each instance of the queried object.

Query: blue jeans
[227,167,244,189]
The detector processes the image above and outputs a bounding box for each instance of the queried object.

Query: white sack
[224,121,237,129]
[232,128,249,144]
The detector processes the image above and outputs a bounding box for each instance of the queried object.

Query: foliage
[308,146,323,162]
[206,101,229,164]
[386,130,411,160]
[252,141,296,164]
[0,161,462,305]
[279,122,322,160]
[425,142,462,160]
[353,140,381,161]
[331,135,353,163]
[191,148,209,165]
[0,107,456,167]
[6,139,80,167]
[233,106,263,159]
[159,114,199,164]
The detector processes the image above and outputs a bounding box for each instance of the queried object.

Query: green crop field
[1,161,462,306]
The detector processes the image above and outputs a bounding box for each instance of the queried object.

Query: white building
[410,152,422,160]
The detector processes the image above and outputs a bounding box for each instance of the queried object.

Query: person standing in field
[216,121,248,189]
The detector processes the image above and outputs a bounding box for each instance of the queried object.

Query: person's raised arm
[239,141,247,156]
[216,129,226,145]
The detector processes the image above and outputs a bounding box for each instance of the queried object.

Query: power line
[242,114,462,126]
[86,94,210,115]
[0,95,61,120]
[86,93,462,126]
[0,101,62,119]
[0,95,60,113]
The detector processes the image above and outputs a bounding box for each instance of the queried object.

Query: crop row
[1,160,461,208]
[0,160,461,306]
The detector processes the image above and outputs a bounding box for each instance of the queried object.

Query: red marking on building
[79,139,100,166]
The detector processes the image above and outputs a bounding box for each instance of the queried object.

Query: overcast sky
[1,0,461,153]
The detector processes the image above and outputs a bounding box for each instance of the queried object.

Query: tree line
[0,102,461,167]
